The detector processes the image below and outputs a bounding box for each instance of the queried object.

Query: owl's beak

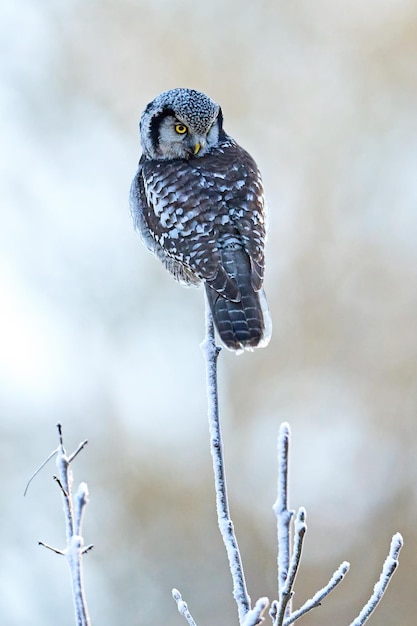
[192,137,206,155]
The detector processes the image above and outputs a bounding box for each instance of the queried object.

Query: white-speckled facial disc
[139,88,221,157]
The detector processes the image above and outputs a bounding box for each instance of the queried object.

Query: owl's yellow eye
[175,123,188,135]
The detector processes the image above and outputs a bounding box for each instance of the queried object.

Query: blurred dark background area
[1,0,416,624]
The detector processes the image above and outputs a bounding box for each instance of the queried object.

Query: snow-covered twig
[349,532,403,626]
[172,588,198,626]
[201,297,252,624]
[273,422,294,614]
[284,561,350,625]
[271,423,349,625]
[241,597,269,626]
[270,423,402,626]
[273,508,306,625]
[31,424,92,626]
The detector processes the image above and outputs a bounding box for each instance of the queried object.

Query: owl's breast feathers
[130,138,266,301]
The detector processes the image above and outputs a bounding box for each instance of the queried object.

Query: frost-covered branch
[270,424,349,625]
[349,532,403,626]
[241,597,269,626]
[173,300,269,626]
[172,589,198,626]
[270,423,402,626]
[201,298,253,623]
[29,423,92,626]
[284,561,350,625]
[273,507,307,625]
[273,422,294,613]
[171,303,403,626]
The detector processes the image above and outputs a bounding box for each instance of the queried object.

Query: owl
[130,88,271,352]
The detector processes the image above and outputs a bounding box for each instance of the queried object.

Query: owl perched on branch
[130,88,271,352]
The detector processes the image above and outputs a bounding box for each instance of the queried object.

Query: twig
[271,422,403,625]
[29,423,92,626]
[349,533,403,626]
[201,296,252,624]
[274,508,306,625]
[273,422,294,618]
[68,439,89,464]
[284,561,350,625]
[38,541,64,555]
[24,448,58,496]
[172,589,198,626]
[271,423,351,625]
[242,597,269,626]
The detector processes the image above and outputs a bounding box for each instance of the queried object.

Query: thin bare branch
[201,297,251,623]
[273,422,294,616]
[57,422,64,445]
[30,424,91,626]
[269,601,278,623]
[284,561,350,625]
[275,508,306,625]
[67,533,90,626]
[172,588,198,626]
[242,597,269,626]
[271,424,353,626]
[68,440,89,464]
[24,448,58,496]
[73,483,89,536]
[349,533,403,626]
[38,541,64,556]
[53,475,68,498]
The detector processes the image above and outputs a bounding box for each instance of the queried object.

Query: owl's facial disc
[139,88,224,160]
[153,113,218,160]
[142,111,221,161]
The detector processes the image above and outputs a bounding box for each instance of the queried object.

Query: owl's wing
[130,163,201,287]
[133,143,266,301]
[207,142,266,292]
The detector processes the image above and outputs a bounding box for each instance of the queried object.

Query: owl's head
[139,88,224,160]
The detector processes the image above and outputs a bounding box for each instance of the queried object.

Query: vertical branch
[273,422,294,615]
[68,483,92,626]
[35,424,92,626]
[56,424,75,541]
[56,425,92,626]
[276,507,306,623]
[201,296,251,624]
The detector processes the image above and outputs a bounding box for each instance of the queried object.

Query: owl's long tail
[204,248,272,353]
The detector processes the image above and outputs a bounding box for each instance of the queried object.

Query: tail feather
[205,248,271,352]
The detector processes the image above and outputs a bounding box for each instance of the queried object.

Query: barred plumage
[130,88,271,352]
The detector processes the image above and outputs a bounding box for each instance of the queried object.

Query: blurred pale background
[1,0,416,624]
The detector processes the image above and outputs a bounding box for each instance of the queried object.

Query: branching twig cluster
[28,306,403,626]
[26,423,92,626]
[173,303,403,626]
[271,423,349,626]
